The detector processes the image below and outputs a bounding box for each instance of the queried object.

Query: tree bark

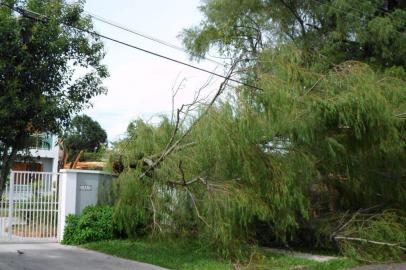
[0,146,18,195]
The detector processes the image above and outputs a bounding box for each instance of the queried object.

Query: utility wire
[0,3,263,91]
[84,10,224,66]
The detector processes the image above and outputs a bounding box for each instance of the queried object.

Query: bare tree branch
[185,186,210,227]
[334,236,406,251]
[302,77,323,96]
[139,60,240,179]
[395,112,406,118]
[150,194,163,233]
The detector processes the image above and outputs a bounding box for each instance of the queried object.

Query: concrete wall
[40,158,53,172]
[58,169,115,241]
[75,171,114,213]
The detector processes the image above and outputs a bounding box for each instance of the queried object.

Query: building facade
[12,133,59,173]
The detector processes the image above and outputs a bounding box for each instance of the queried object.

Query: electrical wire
[84,10,224,66]
[0,3,263,91]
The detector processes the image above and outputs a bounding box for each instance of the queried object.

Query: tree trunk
[0,147,18,195]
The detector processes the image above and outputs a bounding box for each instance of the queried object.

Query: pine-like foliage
[111,47,405,259]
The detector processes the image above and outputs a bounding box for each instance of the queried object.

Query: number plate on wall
[79,185,92,191]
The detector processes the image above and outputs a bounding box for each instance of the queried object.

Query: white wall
[27,134,60,173]
[58,169,115,241]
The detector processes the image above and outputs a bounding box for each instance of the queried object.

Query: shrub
[62,205,114,245]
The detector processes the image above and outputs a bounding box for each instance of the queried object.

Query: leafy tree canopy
[182,0,406,71]
[64,114,107,155]
[112,52,406,259]
[111,0,406,260]
[0,0,108,191]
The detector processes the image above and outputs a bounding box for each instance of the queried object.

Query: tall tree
[110,0,406,260]
[0,0,108,193]
[182,0,406,71]
[63,114,107,163]
[112,49,406,259]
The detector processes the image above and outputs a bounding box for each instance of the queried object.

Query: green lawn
[82,239,360,270]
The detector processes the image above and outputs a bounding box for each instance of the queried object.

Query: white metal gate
[0,171,60,242]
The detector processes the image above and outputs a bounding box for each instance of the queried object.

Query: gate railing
[0,171,60,242]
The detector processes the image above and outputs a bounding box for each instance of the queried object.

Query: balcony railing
[29,133,53,150]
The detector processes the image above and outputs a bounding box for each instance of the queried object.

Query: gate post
[58,170,78,242]
[7,171,14,240]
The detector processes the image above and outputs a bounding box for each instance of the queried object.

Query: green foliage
[0,0,108,192]
[81,146,107,162]
[114,118,175,167]
[111,47,406,259]
[182,0,406,71]
[109,0,406,261]
[337,210,406,262]
[63,114,107,161]
[62,205,114,245]
[113,171,152,238]
[62,214,80,244]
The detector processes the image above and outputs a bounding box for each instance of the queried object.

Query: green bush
[62,205,114,245]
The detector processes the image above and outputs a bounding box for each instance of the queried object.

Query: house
[1,133,60,201]
[12,133,60,173]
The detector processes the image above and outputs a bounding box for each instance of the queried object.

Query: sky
[81,0,225,142]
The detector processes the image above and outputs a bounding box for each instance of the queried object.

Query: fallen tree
[110,47,406,260]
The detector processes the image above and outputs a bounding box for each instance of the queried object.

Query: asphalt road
[0,243,167,270]
[0,243,404,270]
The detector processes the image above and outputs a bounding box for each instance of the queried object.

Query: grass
[82,239,360,270]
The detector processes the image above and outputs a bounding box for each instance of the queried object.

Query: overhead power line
[0,3,263,91]
[84,10,224,66]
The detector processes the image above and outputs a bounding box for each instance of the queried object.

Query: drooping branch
[167,175,206,188]
[128,142,196,171]
[139,60,240,179]
[279,0,307,37]
[149,193,163,233]
[185,186,210,227]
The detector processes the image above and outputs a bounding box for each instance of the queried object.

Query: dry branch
[303,77,323,96]
[185,186,210,227]
[150,195,163,233]
[167,176,206,187]
[395,112,406,118]
[334,235,406,251]
[139,60,240,179]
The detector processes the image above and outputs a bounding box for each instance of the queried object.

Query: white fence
[0,171,60,242]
